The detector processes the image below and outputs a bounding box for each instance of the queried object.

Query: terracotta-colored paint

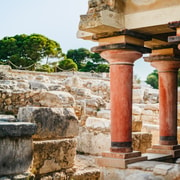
[100,49,142,152]
[151,60,180,145]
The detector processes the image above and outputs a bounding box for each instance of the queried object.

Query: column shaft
[100,50,142,153]
[159,70,178,145]
[110,63,133,152]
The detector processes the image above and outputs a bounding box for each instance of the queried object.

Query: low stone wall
[17,107,79,177]
[0,90,76,115]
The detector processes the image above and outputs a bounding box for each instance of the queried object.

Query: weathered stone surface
[128,161,180,180]
[71,169,100,180]
[142,124,159,145]
[133,132,152,153]
[128,161,164,171]
[30,91,75,107]
[0,114,16,122]
[86,117,110,131]
[29,81,49,90]
[77,126,151,155]
[79,0,124,33]
[64,75,83,90]
[132,120,142,132]
[125,172,162,180]
[17,107,79,140]
[97,110,110,119]
[153,164,174,176]
[0,122,36,137]
[71,155,100,180]
[79,10,124,34]
[0,172,34,180]
[31,139,77,174]
[77,126,110,155]
[0,137,33,176]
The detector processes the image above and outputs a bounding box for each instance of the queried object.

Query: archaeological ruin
[1,0,180,179]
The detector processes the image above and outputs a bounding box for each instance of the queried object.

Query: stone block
[77,127,110,155]
[79,10,124,33]
[132,132,152,153]
[71,169,100,180]
[0,122,36,176]
[85,117,110,132]
[0,114,16,122]
[17,107,79,140]
[0,122,36,137]
[31,138,76,175]
[142,124,159,145]
[97,110,110,119]
[132,120,142,132]
[77,127,152,155]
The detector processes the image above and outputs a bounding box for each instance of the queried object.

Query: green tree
[0,34,62,69]
[58,58,78,71]
[146,70,158,89]
[35,64,54,73]
[96,64,109,72]
[66,48,90,69]
[80,61,97,72]
[90,52,106,64]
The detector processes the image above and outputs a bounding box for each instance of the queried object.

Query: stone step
[142,153,173,162]
[147,147,180,158]
[96,155,147,169]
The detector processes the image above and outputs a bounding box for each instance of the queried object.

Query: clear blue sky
[0,0,154,80]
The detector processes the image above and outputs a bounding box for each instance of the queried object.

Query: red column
[151,61,180,145]
[100,49,142,153]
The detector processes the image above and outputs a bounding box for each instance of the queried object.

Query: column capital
[100,49,142,64]
[144,55,180,71]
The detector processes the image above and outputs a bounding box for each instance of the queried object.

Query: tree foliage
[66,48,90,69]
[58,58,78,71]
[89,52,106,64]
[0,34,62,69]
[35,64,54,73]
[96,64,109,72]
[66,48,108,72]
[146,70,158,89]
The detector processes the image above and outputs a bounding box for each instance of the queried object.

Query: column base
[160,136,177,145]
[110,147,133,153]
[146,144,180,158]
[96,151,147,169]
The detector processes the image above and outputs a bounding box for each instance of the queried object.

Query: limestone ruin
[1,0,180,179]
